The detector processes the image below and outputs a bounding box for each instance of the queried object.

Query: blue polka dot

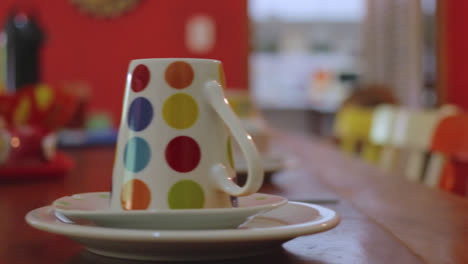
[128,97,153,132]
[123,137,151,173]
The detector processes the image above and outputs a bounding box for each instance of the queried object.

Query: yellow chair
[333,106,377,161]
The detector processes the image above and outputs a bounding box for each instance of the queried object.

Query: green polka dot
[227,137,234,169]
[255,196,267,201]
[162,93,198,129]
[58,201,71,206]
[168,180,205,209]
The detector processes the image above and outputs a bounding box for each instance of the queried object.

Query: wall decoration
[70,0,140,18]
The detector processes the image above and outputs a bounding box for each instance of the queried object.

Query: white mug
[110,58,264,210]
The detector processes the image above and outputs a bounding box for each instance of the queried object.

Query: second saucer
[53,192,287,230]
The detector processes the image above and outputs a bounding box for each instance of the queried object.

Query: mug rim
[130,58,221,64]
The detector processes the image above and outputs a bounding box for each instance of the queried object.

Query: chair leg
[424,153,446,187]
[379,147,396,172]
[362,144,381,164]
[405,151,424,182]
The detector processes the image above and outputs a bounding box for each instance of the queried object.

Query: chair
[333,106,375,159]
[393,107,456,181]
[370,105,457,181]
[369,104,398,168]
[427,113,468,195]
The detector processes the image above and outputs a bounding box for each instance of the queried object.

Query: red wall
[440,1,468,109]
[0,0,249,125]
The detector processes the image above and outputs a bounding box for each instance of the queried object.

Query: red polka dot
[131,64,150,92]
[165,136,201,173]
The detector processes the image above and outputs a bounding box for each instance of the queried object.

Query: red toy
[0,84,78,179]
[0,84,80,131]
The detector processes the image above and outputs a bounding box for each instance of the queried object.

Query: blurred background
[1,0,467,194]
[0,0,442,134]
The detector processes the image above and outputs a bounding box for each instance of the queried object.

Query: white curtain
[363,0,423,107]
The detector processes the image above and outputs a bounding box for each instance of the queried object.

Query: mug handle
[203,80,264,196]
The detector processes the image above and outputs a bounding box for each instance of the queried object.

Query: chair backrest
[369,104,398,169]
[400,108,457,181]
[333,106,374,157]
[370,104,397,145]
[427,113,468,195]
[370,105,457,181]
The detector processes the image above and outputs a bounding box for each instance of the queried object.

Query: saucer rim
[52,192,288,216]
[26,202,340,242]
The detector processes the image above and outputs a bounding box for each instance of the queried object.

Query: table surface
[2,132,468,264]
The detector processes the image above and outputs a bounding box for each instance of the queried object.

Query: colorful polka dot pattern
[121,179,151,210]
[123,137,151,173]
[131,64,150,92]
[165,61,194,89]
[162,93,198,129]
[167,180,205,209]
[165,136,201,173]
[120,61,229,210]
[128,97,153,131]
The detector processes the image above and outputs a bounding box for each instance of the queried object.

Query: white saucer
[52,192,287,230]
[26,201,340,261]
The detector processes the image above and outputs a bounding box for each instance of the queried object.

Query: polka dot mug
[110,58,264,211]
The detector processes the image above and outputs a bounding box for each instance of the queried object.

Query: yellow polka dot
[35,84,54,111]
[162,93,198,129]
[13,98,31,125]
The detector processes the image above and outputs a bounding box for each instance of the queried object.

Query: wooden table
[2,132,468,263]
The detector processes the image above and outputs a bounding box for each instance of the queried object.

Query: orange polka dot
[218,63,226,89]
[121,179,151,210]
[165,61,194,89]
